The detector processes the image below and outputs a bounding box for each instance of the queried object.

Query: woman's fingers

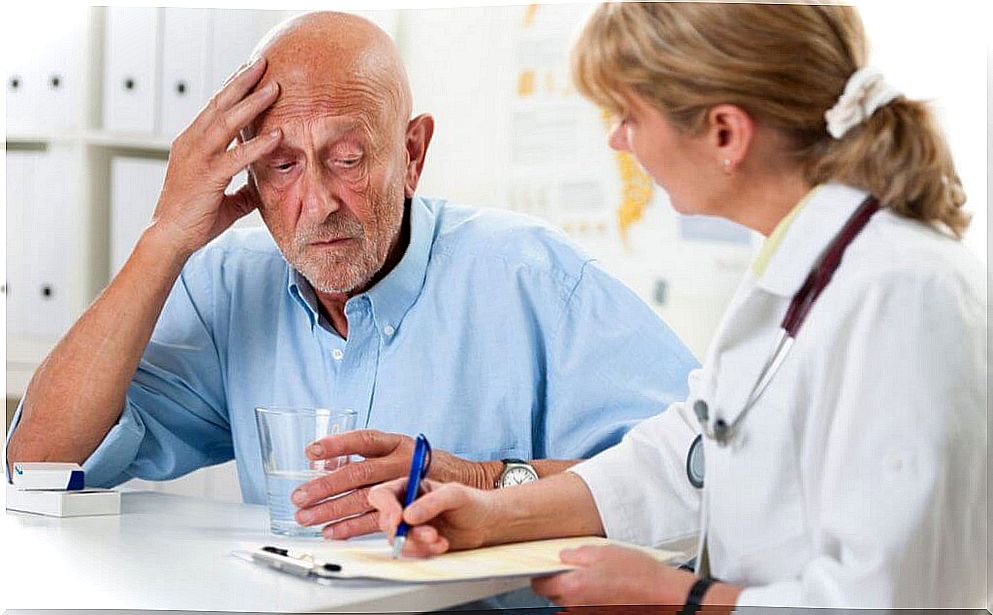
[401,526,450,557]
[403,483,466,525]
[368,477,408,537]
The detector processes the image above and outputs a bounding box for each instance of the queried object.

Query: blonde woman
[369,2,986,608]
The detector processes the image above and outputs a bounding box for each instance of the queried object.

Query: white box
[103,7,161,133]
[11,462,85,490]
[6,485,121,517]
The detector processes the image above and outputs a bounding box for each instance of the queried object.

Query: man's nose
[300,166,341,219]
[607,120,630,152]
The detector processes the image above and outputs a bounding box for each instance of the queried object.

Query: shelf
[6,131,172,152]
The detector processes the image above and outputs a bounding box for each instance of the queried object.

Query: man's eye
[337,158,361,168]
[272,162,295,172]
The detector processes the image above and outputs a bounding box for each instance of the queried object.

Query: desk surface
[4,491,528,612]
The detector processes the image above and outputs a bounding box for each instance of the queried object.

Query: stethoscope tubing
[696,196,881,447]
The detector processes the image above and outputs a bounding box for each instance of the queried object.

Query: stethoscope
[686,195,880,489]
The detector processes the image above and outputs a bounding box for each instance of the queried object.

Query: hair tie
[824,67,901,139]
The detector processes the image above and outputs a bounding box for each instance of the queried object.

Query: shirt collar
[285,197,436,335]
[754,182,871,298]
[363,196,435,334]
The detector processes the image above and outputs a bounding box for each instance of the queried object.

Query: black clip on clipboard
[235,545,344,582]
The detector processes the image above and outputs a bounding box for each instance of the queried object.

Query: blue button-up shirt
[13,196,698,503]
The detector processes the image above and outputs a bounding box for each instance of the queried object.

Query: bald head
[249,12,413,139]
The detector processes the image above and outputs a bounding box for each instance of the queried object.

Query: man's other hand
[291,429,498,540]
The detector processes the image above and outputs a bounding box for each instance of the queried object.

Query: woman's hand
[368,478,501,556]
[532,544,741,608]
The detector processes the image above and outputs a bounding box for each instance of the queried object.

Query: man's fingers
[323,511,381,540]
[205,81,280,151]
[189,56,267,134]
[295,487,372,526]
[212,56,268,114]
[214,183,261,231]
[214,128,282,180]
[296,456,407,506]
[308,429,403,460]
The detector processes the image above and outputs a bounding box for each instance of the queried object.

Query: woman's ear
[403,114,435,198]
[706,104,755,174]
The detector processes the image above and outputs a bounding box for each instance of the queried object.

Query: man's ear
[403,113,435,198]
[705,104,754,174]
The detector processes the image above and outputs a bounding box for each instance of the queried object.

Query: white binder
[205,9,283,93]
[4,150,41,337]
[159,8,210,139]
[9,147,78,341]
[5,10,44,133]
[36,9,87,131]
[110,157,168,276]
[103,7,161,134]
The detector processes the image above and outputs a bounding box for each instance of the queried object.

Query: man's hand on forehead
[150,56,284,255]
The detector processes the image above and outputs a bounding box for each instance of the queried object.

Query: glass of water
[255,406,357,537]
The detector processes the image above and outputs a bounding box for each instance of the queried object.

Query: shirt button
[332,349,344,361]
[383,325,395,336]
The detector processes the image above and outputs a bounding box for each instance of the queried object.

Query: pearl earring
[721,158,732,172]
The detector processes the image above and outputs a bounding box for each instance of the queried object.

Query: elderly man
[7,12,696,539]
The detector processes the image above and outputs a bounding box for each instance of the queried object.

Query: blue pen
[392,433,432,559]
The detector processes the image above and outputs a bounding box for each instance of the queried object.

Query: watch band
[679,577,715,615]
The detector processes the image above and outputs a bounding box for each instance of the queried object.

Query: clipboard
[232,536,684,584]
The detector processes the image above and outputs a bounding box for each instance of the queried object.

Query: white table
[4,491,530,612]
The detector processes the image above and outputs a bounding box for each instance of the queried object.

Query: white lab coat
[571,183,988,608]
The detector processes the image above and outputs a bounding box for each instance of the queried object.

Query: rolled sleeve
[569,394,702,548]
[80,401,146,487]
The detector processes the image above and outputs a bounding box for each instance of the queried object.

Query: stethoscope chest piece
[686,433,705,489]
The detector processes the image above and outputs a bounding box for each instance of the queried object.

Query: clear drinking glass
[255,407,357,537]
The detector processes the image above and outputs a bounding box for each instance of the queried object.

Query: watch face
[502,466,538,487]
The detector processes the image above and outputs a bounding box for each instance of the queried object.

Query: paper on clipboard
[239,536,682,583]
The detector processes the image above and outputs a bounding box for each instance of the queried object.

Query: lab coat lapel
[704,183,871,430]
[755,183,870,298]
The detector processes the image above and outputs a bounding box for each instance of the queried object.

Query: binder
[205,9,283,93]
[6,148,78,341]
[159,8,210,139]
[110,157,168,276]
[103,7,161,134]
[5,11,45,133]
[4,150,41,337]
[24,147,77,340]
[37,9,87,131]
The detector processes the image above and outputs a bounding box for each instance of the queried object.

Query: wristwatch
[495,458,539,488]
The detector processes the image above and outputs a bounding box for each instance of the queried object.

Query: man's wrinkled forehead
[250,74,388,141]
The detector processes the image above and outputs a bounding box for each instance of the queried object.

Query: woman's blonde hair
[571,2,969,236]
